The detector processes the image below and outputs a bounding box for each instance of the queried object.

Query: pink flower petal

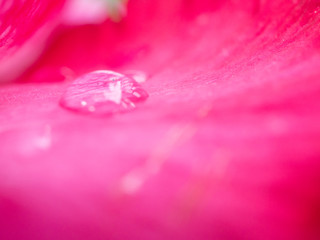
[1,0,320,240]
[0,0,66,82]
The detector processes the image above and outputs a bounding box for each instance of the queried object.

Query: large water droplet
[60,70,149,115]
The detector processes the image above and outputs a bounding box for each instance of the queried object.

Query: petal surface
[1,0,320,240]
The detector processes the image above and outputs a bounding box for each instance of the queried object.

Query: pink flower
[1,0,320,239]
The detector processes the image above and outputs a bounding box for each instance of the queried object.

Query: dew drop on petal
[59,70,149,115]
[124,70,148,83]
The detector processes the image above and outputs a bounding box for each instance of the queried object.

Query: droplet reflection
[60,70,149,115]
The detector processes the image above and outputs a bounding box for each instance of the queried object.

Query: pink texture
[1,0,320,239]
[0,0,66,82]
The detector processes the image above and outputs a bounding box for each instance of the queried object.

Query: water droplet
[124,70,148,83]
[60,70,149,115]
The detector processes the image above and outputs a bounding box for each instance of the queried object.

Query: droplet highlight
[60,70,149,115]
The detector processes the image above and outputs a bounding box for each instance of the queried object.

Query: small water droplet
[60,70,149,115]
[124,70,148,83]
